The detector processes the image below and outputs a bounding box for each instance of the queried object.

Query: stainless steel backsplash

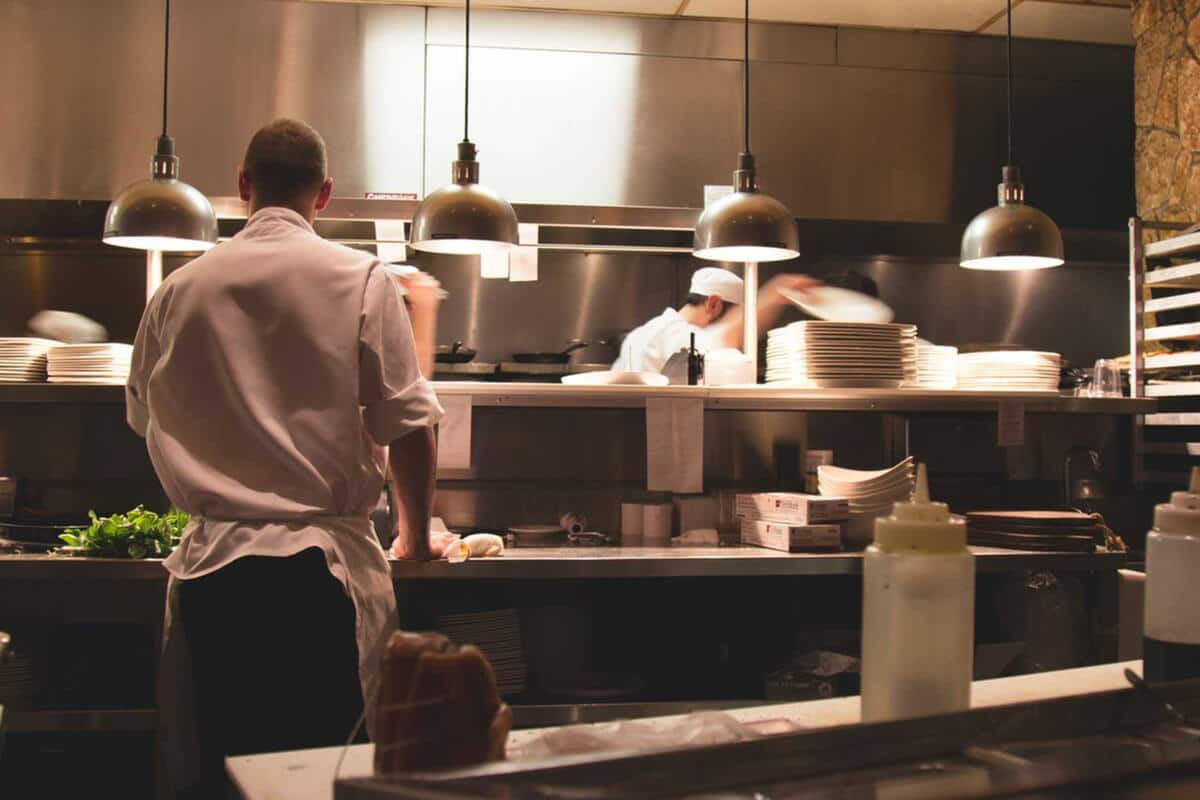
[2,1,1131,227]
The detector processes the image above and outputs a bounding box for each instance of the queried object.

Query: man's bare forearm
[388,426,437,559]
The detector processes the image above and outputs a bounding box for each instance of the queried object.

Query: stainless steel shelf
[210,196,702,231]
[388,545,1127,580]
[440,383,1155,414]
[0,383,1156,415]
[0,547,1128,583]
[7,708,157,733]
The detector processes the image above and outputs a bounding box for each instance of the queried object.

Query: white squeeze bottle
[861,464,975,722]
[1143,466,1200,683]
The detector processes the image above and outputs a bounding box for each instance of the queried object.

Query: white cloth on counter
[445,533,506,562]
[613,308,722,374]
[126,206,445,757]
[676,528,719,546]
[513,711,763,761]
[646,397,704,494]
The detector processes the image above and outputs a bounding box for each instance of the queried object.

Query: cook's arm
[714,273,820,350]
[387,427,437,560]
[394,273,442,380]
[126,289,164,437]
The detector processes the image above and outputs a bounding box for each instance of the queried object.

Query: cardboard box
[741,519,842,552]
[735,492,849,524]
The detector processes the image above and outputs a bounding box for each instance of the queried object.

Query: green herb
[59,506,189,559]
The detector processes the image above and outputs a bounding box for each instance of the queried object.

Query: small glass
[1091,359,1123,398]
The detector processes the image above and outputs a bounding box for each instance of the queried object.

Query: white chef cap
[689,267,743,304]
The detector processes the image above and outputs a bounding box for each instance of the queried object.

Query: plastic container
[861,464,974,722]
[1144,467,1200,682]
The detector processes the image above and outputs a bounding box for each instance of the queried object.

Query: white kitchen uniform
[613,307,722,374]
[126,206,442,786]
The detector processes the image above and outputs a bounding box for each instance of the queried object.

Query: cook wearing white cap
[614,267,817,374]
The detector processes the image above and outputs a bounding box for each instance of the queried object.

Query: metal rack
[1130,217,1200,487]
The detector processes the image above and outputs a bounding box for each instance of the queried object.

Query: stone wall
[1135,0,1200,224]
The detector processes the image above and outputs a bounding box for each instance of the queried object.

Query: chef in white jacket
[614,267,818,374]
[127,119,444,798]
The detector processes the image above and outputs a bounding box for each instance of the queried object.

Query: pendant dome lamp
[693,0,799,263]
[104,0,217,252]
[960,0,1063,271]
[409,0,519,256]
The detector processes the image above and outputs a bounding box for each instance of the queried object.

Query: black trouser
[176,547,364,797]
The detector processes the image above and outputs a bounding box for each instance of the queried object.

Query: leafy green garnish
[59,505,189,559]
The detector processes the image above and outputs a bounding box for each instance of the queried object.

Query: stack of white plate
[47,343,133,385]
[0,338,56,383]
[818,458,915,548]
[957,351,1061,392]
[437,608,527,697]
[911,341,958,389]
[765,322,918,388]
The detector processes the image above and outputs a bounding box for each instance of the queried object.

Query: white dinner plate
[561,371,669,387]
[778,286,896,324]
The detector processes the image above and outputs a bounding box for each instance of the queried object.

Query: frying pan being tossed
[512,339,588,365]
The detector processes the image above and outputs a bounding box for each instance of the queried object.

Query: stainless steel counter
[0,546,1126,582]
[387,545,1128,580]
[0,382,1157,414]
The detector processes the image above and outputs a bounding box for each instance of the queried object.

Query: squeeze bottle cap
[1154,467,1200,535]
[873,463,966,552]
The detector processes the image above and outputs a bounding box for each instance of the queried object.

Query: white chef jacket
[613,307,723,374]
[126,206,443,775]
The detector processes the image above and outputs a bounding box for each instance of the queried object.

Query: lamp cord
[743,0,750,155]
[162,0,170,138]
[463,0,470,143]
[1005,0,1012,168]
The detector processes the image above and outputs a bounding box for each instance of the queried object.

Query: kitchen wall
[0,2,1142,531]
[3,0,1132,227]
[1132,0,1200,227]
[2,2,1137,363]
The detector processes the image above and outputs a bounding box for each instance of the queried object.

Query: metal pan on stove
[511,339,588,365]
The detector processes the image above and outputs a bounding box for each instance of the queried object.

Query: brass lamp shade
[103,137,217,252]
[693,154,799,263]
[960,167,1063,271]
[409,142,518,255]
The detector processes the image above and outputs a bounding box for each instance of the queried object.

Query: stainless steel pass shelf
[388,546,1127,580]
[438,384,1155,414]
[0,547,1129,582]
[0,383,1156,414]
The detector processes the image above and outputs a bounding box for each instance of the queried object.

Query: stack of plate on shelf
[765,322,918,388]
[956,350,1061,392]
[0,337,56,383]
[47,343,133,385]
[911,341,958,389]
[965,511,1102,552]
[818,458,915,548]
[436,608,527,697]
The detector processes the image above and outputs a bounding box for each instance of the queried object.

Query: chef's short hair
[242,119,327,206]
